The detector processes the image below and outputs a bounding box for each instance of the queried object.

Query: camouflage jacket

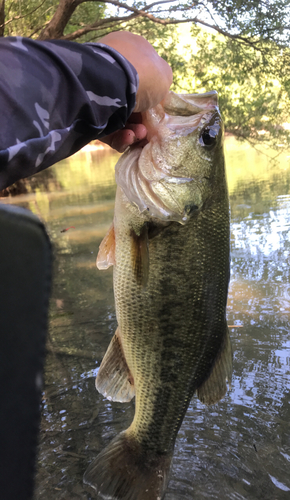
[0,37,138,190]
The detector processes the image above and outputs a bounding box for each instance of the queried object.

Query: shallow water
[1,140,290,499]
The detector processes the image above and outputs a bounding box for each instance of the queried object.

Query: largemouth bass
[84,91,232,499]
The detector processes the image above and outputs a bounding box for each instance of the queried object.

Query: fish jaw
[162,90,218,116]
[115,107,224,224]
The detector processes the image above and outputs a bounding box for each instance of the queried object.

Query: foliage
[2,0,58,38]
[1,0,106,39]
[206,0,290,46]
[1,0,289,45]
[181,28,290,149]
[64,2,106,40]
[0,0,289,149]
[125,18,290,150]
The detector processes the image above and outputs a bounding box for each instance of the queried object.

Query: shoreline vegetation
[0,136,289,202]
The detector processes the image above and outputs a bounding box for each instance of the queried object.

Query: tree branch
[95,0,262,49]
[97,0,186,24]
[142,0,182,12]
[29,19,51,38]
[83,23,130,43]
[0,0,47,30]
[0,0,4,36]
[61,12,137,41]
[38,0,85,40]
[32,0,285,52]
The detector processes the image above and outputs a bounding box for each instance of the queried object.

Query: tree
[177,27,290,150]
[0,0,289,149]
[1,0,106,39]
[1,1,289,47]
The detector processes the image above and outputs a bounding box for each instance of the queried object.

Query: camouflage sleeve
[0,37,138,190]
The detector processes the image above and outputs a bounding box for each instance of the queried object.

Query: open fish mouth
[115,92,222,224]
[115,147,203,223]
[162,90,218,116]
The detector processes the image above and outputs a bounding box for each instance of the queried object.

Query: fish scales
[84,90,232,500]
[114,192,229,453]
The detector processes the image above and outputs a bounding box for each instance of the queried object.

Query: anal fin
[96,222,115,270]
[197,327,232,405]
[96,328,135,403]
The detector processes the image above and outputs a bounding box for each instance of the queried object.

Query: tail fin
[83,431,172,500]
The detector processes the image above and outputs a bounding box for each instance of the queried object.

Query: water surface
[1,140,290,499]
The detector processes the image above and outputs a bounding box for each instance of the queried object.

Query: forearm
[0,37,138,190]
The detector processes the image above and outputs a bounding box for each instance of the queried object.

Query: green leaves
[2,0,289,149]
[165,26,290,150]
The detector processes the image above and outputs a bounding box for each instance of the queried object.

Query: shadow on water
[1,140,290,499]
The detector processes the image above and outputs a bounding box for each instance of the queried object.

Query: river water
[1,138,290,499]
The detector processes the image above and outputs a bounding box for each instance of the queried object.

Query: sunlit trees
[0,0,289,149]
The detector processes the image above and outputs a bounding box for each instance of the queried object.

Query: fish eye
[199,128,217,147]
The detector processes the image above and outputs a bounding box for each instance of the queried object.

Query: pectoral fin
[96,328,135,403]
[197,328,232,405]
[131,225,149,287]
[96,223,115,270]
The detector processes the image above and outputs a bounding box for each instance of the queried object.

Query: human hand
[99,31,172,113]
[99,31,172,152]
[100,113,147,153]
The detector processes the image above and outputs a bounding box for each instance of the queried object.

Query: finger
[101,129,134,152]
[101,124,147,153]
[126,123,147,141]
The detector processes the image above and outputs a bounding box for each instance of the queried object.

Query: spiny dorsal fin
[96,328,135,403]
[197,327,232,405]
[96,222,115,270]
[131,225,149,287]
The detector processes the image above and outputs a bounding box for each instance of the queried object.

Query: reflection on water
[1,140,290,499]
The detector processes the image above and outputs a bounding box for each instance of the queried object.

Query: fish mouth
[115,91,222,223]
[115,148,204,224]
[162,90,218,116]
